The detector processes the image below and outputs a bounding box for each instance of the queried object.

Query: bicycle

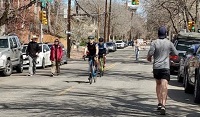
[84,55,97,84]
[99,55,104,77]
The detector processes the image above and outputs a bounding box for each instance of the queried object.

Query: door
[43,45,50,65]
[12,37,20,65]
[8,38,16,65]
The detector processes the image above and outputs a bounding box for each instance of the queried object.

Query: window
[0,39,8,48]
[12,37,18,48]
[176,40,200,51]
[22,46,27,53]
[15,37,21,47]
[45,45,50,51]
[116,41,123,43]
[197,48,200,54]
[9,38,13,48]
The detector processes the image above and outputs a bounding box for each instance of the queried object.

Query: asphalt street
[0,46,200,117]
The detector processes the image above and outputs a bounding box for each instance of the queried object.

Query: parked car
[0,35,23,76]
[177,44,200,83]
[115,40,125,49]
[170,32,200,74]
[22,45,29,66]
[106,42,117,52]
[183,43,200,103]
[23,43,51,68]
[128,41,134,46]
[47,43,68,64]
[124,41,128,47]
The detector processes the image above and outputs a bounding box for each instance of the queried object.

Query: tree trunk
[47,2,52,33]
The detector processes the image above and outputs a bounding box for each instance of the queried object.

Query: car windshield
[0,39,8,48]
[106,43,113,46]
[22,46,27,53]
[116,41,122,43]
[176,40,200,51]
[48,44,52,49]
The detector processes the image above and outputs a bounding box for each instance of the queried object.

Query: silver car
[0,35,23,76]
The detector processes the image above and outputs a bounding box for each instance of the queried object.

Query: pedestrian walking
[26,35,40,76]
[135,40,140,61]
[147,26,178,115]
[50,39,63,77]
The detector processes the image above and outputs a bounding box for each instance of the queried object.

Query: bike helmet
[88,36,95,40]
[99,37,104,42]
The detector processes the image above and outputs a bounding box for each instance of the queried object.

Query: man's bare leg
[161,79,168,106]
[156,80,162,104]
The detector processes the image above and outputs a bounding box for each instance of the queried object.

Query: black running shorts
[153,69,170,81]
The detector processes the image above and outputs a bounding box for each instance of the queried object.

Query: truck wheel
[16,58,23,73]
[2,60,13,76]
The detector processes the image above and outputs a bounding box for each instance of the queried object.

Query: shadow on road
[169,77,184,88]
[186,112,200,117]
[168,88,196,105]
[0,86,198,116]
[64,81,89,84]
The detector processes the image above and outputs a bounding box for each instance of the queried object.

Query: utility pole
[196,0,200,32]
[104,0,108,42]
[97,5,100,39]
[107,0,112,42]
[130,10,133,41]
[67,0,71,58]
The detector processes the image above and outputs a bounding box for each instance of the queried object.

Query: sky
[62,0,144,15]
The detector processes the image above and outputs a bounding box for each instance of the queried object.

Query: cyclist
[98,37,107,67]
[84,36,99,70]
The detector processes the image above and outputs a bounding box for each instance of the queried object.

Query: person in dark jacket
[26,35,40,76]
[50,39,63,77]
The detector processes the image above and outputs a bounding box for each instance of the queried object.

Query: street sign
[65,31,71,35]
[40,0,53,7]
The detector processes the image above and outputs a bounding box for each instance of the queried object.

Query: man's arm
[147,42,155,62]
[84,44,88,56]
[170,42,178,55]
[103,43,107,55]
[95,44,99,56]
[26,43,30,56]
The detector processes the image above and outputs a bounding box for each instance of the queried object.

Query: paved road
[0,46,200,117]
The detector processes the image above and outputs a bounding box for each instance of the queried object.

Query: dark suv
[170,32,200,74]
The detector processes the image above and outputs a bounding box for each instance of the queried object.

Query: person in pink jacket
[50,39,63,76]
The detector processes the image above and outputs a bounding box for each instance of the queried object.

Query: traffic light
[191,21,195,31]
[132,0,139,5]
[39,10,48,25]
[188,21,195,32]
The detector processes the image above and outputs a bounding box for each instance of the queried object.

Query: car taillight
[170,55,179,60]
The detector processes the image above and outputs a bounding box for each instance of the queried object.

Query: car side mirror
[44,49,46,52]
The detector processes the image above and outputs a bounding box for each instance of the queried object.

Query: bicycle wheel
[89,59,93,84]
[92,61,97,83]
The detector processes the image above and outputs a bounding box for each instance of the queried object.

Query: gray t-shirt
[148,38,178,69]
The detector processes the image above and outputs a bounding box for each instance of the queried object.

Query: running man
[147,26,178,115]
